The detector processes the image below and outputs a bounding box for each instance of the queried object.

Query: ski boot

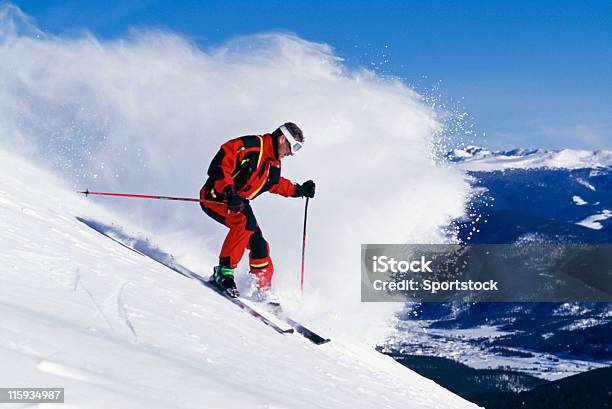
[250,286,282,314]
[210,266,240,298]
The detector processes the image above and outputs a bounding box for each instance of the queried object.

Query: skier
[200,122,315,299]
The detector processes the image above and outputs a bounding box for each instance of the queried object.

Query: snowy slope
[0,149,480,409]
[448,146,612,171]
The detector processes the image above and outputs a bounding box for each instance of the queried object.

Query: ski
[256,303,330,345]
[77,217,293,335]
[78,217,332,344]
[166,259,329,344]
[187,274,294,335]
[279,315,330,345]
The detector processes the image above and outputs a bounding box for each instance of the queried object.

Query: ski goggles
[280,125,303,153]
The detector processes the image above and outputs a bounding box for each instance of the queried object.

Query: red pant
[201,200,274,289]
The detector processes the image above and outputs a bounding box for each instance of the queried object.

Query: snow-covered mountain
[452,147,612,237]
[447,146,612,171]
[0,149,480,408]
[386,147,612,400]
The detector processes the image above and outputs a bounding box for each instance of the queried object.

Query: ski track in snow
[0,150,480,408]
[117,281,138,342]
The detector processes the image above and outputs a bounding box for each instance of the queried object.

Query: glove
[224,185,245,213]
[294,180,315,198]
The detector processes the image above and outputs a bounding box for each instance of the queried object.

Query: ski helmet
[277,122,304,153]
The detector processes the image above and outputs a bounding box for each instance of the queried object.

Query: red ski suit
[200,133,297,289]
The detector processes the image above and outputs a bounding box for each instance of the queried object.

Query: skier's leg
[200,200,227,226]
[200,200,244,297]
[201,200,253,269]
[202,200,273,294]
[248,225,274,290]
[218,205,253,268]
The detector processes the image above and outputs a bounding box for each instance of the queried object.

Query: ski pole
[300,197,309,293]
[77,189,205,203]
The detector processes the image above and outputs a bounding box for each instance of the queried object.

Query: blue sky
[11,0,611,150]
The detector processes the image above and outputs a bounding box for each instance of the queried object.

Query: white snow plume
[0,5,471,344]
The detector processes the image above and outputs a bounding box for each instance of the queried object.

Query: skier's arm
[208,139,241,194]
[269,176,297,197]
